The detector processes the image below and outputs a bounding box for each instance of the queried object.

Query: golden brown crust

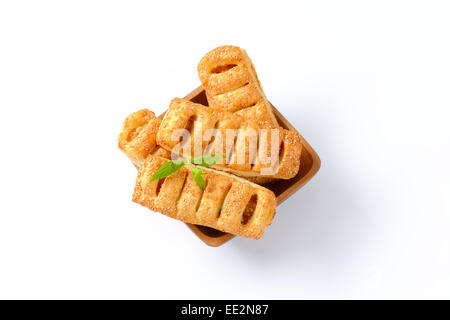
[132,156,277,239]
[198,45,278,127]
[157,98,302,180]
[118,109,171,167]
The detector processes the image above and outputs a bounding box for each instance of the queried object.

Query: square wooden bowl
[170,86,321,247]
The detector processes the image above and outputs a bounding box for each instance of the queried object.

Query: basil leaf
[150,155,224,187]
[191,167,206,189]
[150,160,185,181]
[190,154,225,167]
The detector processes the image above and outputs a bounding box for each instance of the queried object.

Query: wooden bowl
[173,86,321,246]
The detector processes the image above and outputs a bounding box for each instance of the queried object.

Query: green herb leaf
[150,155,224,187]
[190,154,225,167]
[191,167,206,189]
[150,160,186,181]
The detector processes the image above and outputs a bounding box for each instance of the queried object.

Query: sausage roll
[133,155,277,239]
[157,98,302,180]
[198,45,278,127]
[118,109,171,167]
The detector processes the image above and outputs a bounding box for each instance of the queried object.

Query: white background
[0,0,449,299]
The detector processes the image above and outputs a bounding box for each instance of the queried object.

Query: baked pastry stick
[157,98,302,180]
[133,155,277,239]
[198,45,278,127]
[118,109,276,185]
[118,109,171,167]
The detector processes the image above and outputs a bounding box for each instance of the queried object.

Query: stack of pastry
[118,45,302,239]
